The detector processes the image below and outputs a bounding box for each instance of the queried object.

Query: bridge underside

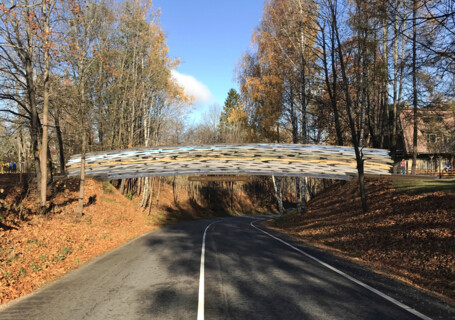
[67,144,392,181]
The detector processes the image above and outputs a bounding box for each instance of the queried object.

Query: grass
[102,181,114,194]
[100,196,117,204]
[26,239,46,248]
[52,247,71,263]
[150,211,165,224]
[31,264,42,273]
[272,210,300,228]
[393,177,455,194]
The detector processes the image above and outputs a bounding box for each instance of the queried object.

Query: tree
[219,88,247,143]
[39,0,59,211]
[237,0,320,214]
[411,0,419,174]
[61,0,109,215]
[326,0,369,212]
[320,20,344,146]
[389,0,408,165]
[0,0,61,209]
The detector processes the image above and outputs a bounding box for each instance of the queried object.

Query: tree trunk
[412,0,418,175]
[55,110,66,175]
[76,131,87,216]
[39,1,51,211]
[119,179,126,194]
[322,24,343,146]
[297,177,306,214]
[359,30,368,149]
[24,45,41,200]
[141,177,149,208]
[330,0,368,212]
[290,87,298,144]
[173,176,178,205]
[381,18,389,149]
[97,61,104,148]
[272,175,284,215]
[298,45,308,214]
[391,0,400,159]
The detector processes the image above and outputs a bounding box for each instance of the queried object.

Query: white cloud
[171,70,215,105]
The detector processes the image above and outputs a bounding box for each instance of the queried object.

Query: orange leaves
[274,177,455,300]
[0,178,156,305]
[228,107,248,125]
[71,4,81,15]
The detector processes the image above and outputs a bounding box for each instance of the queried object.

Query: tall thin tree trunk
[39,79,49,209]
[39,1,51,211]
[290,87,298,144]
[119,179,126,194]
[272,175,284,215]
[398,18,406,105]
[412,0,418,174]
[55,110,66,175]
[330,24,342,146]
[322,24,343,145]
[97,61,104,148]
[76,130,87,216]
[359,29,368,148]
[382,18,389,149]
[297,177,305,213]
[299,42,308,214]
[330,0,368,212]
[391,0,400,161]
[141,177,149,207]
[25,48,41,199]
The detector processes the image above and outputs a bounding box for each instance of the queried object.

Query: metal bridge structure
[66,144,393,181]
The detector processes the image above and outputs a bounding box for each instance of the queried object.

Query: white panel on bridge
[66,144,393,180]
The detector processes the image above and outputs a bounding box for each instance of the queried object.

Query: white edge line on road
[250,220,432,320]
[197,220,220,320]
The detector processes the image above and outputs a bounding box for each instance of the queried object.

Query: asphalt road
[0,216,453,320]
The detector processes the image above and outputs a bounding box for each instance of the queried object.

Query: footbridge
[66,144,393,181]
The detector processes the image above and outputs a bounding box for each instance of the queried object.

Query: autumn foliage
[271,177,455,301]
[0,175,278,305]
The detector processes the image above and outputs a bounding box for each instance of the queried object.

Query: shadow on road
[135,217,449,319]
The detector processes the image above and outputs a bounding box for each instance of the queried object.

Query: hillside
[2,175,453,305]
[0,177,271,305]
[271,177,455,302]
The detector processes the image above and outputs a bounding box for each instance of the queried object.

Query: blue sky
[153,0,264,123]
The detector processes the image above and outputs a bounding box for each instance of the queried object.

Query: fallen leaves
[0,178,157,305]
[0,176,270,305]
[274,178,455,301]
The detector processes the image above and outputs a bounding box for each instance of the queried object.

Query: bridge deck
[66,144,393,181]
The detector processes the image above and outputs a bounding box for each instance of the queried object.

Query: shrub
[102,181,114,194]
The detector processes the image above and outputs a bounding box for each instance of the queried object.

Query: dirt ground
[270,177,455,302]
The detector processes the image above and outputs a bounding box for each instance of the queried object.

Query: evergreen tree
[219,88,242,142]
[220,89,241,128]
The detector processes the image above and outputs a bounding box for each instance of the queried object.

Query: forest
[0,0,454,215]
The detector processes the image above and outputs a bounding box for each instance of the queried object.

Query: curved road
[0,216,453,320]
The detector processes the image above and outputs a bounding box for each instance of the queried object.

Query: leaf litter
[271,177,455,302]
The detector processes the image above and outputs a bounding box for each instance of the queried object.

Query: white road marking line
[250,220,432,320]
[197,221,220,320]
